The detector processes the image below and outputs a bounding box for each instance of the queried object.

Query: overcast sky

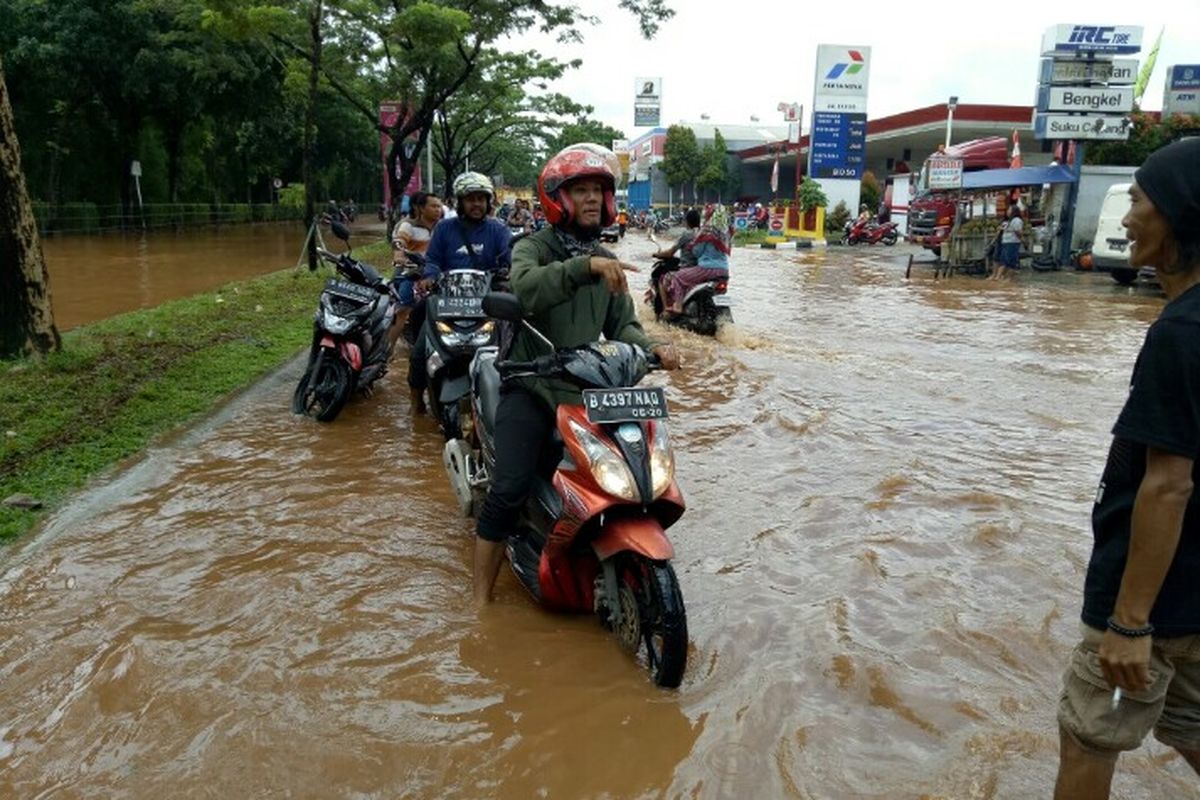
[505,0,1199,137]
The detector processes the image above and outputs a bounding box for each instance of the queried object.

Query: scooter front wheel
[294,351,352,422]
[614,555,688,688]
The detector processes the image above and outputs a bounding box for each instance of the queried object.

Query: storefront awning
[960,165,1077,191]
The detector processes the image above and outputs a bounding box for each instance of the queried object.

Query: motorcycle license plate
[712,294,733,307]
[582,387,669,423]
[326,279,375,302]
[438,296,485,317]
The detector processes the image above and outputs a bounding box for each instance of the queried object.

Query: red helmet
[537,143,619,227]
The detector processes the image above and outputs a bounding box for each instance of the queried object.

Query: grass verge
[732,230,772,246]
[0,241,390,543]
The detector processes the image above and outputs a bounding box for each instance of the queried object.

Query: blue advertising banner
[1170,65,1200,90]
[809,112,867,179]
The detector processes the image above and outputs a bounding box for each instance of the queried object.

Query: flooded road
[42,220,385,330]
[2,233,1193,798]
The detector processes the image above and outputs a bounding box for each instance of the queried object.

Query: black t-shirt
[1083,283,1200,635]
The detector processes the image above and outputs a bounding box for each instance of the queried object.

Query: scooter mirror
[481,292,523,321]
[330,219,352,243]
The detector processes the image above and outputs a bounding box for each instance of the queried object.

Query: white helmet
[452,171,494,200]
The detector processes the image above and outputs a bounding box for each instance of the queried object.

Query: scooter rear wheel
[618,555,688,688]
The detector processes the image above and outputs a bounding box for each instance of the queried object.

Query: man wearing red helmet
[472,143,680,605]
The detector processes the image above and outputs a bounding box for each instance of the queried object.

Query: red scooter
[442,292,689,687]
[842,218,899,246]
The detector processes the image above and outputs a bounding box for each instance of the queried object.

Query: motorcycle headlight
[321,309,355,335]
[649,420,675,498]
[436,319,494,348]
[568,420,638,501]
[469,320,496,346]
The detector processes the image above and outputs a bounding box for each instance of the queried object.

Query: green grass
[733,230,773,246]
[0,241,391,542]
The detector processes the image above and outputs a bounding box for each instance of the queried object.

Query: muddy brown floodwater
[2,233,1196,798]
[42,220,386,330]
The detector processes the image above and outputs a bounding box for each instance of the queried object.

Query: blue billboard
[809,112,866,180]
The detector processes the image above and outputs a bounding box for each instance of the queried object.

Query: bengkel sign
[1037,86,1134,113]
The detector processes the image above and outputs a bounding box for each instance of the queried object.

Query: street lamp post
[945,96,959,148]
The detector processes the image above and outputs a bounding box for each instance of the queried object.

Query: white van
[1091,183,1143,285]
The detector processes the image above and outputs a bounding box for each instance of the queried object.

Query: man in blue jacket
[408,172,511,413]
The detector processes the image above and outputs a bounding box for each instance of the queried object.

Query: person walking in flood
[1055,138,1200,798]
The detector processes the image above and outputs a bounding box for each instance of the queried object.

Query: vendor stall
[940,164,1077,276]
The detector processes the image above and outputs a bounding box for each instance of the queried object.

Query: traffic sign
[1034,114,1132,140]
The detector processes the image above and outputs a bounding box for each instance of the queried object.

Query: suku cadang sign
[1039,58,1138,86]
[1037,86,1134,113]
[1034,114,1132,141]
[1040,25,1143,55]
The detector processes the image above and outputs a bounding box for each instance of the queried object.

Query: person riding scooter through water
[472,143,681,605]
[656,205,730,320]
[408,172,511,414]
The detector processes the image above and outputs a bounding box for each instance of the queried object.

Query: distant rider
[472,143,680,605]
[653,207,701,266]
[407,172,511,413]
[507,198,534,232]
[656,205,730,320]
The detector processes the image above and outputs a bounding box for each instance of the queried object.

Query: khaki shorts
[1058,624,1200,754]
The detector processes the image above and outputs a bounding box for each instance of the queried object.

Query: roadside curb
[740,239,828,250]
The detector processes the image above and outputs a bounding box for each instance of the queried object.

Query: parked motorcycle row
[291,218,719,688]
[841,217,899,246]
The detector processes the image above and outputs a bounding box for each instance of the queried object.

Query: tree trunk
[303,0,323,271]
[0,60,61,358]
[165,119,183,204]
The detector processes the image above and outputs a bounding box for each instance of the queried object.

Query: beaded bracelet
[1107,616,1155,637]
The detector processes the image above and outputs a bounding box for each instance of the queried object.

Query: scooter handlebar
[495,354,559,378]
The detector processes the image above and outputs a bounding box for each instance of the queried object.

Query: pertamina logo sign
[825,50,866,81]
[821,50,867,93]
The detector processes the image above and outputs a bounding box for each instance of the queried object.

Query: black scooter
[413,269,503,440]
[645,257,733,336]
[292,221,398,422]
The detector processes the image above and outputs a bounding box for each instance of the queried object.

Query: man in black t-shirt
[1056,138,1200,798]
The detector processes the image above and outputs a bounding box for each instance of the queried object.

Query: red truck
[906,137,1011,257]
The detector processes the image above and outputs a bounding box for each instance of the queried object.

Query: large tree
[430,50,585,190]
[696,128,730,202]
[1086,111,1200,166]
[661,124,700,204]
[0,59,60,358]
[548,116,626,153]
[266,0,674,226]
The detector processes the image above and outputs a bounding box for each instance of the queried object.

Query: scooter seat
[474,349,502,434]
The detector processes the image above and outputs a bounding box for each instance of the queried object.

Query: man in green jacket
[473,144,679,605]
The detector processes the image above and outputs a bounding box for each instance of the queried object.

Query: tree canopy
[662,125,700,202]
